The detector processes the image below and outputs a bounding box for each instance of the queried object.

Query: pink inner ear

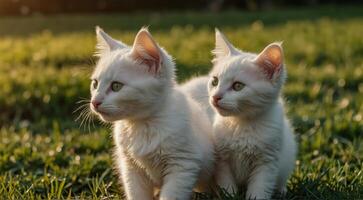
[132,50,160,75]
[141,41,160,61]
[131,30,161,75]
[140,58,158,74]
[256,44,283,80]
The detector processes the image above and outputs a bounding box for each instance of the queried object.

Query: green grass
[0,6,363,199]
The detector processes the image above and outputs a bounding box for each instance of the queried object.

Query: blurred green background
[0,4,362,199]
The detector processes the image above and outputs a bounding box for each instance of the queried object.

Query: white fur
[90,27,214,200]
[185,29,297,199]
[180,76,215,122]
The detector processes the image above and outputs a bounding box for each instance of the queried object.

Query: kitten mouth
[96,110,111,117]
[215,105,229,111]
[92,108,111,116]
[211,100,235,114]
[212,101,229,111]
[213,103,222,109]
[95,110,116,122]
[97,110,109,115]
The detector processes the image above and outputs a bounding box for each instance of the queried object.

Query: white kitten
[90,27,214,200]
[186,29,297,199]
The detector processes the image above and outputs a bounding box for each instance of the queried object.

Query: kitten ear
[131,27,161,74]
[255,42,284,80]
[95,26,126,56]
[213,28,238,60]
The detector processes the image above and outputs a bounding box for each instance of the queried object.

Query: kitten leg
[159,164,200,200]
[276,180,287,196]
[119,158,153,200]
[246,164,277,200]
[215,161,237,194]
[277,185,287,197]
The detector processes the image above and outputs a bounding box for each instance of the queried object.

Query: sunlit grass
[0,6,362,199]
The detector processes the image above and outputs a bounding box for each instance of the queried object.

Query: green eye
[232,82,245,91]
[111,82,123,92]
[92,80,98,89]
[211,76,219,87]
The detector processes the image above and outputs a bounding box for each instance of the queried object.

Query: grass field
[0,6,363,199]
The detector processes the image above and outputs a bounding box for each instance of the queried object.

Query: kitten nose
[91,100,102,109]
[213,95,222,103]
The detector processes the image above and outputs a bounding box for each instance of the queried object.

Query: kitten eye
[211,76,219,87]
[92,80,98,89]
[111,81,124,92]
[232,82,245,91]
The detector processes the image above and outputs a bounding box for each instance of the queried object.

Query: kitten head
[90,27,175,122]
[208,29,286,118]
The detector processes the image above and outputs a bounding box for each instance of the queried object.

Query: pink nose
[91,100,102,109]
[213,95,222,104]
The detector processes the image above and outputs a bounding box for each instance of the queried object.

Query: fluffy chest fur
[114,115,188,186]
[214,113,283,183]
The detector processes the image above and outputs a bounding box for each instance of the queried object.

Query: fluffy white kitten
[184,29,297,199]
[90,27,214,200]
[210,29,297,199]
